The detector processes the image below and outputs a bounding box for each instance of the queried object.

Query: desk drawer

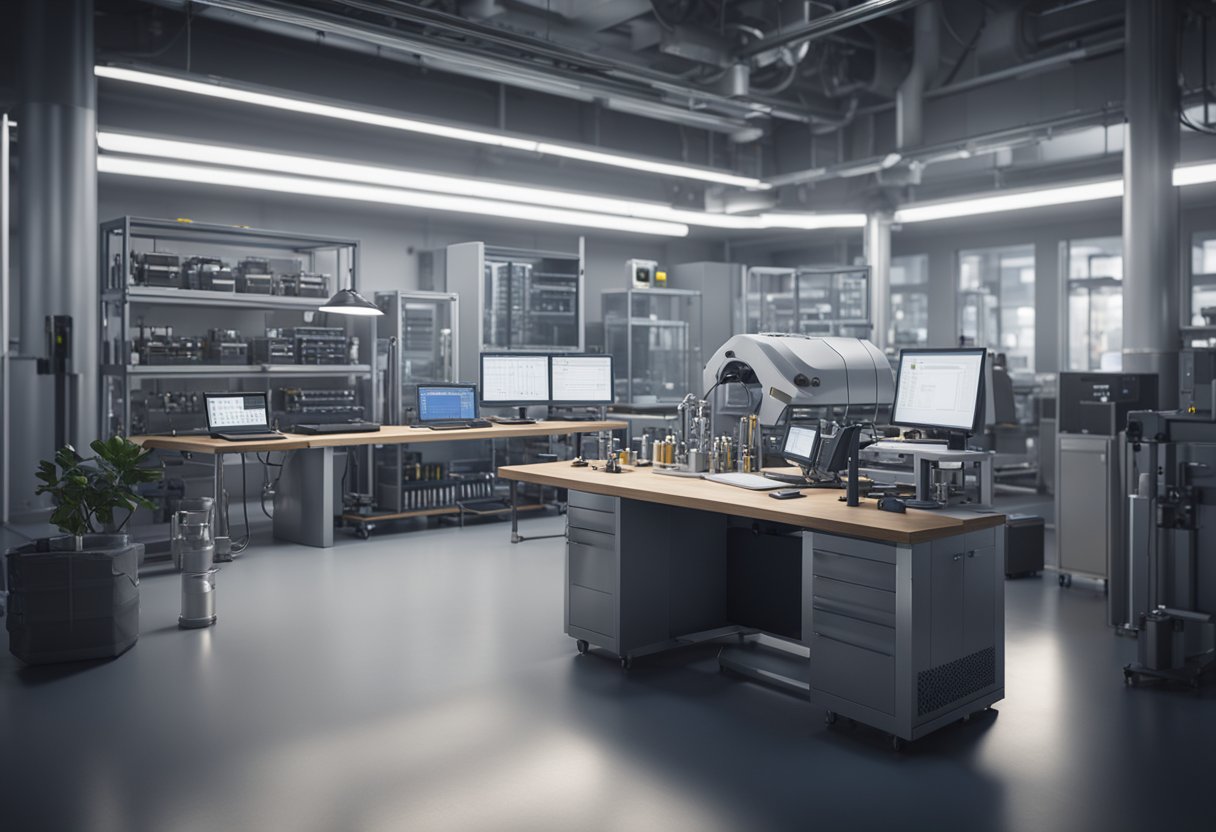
[813,609,895,655]
[812,575,896,628]
[568,490,616,513]
[569,541,617,594]
[569,585,615,638]
[813,550,895,592]
[568,506,616,536]
[568,525,616,551]
[810,633,895,716]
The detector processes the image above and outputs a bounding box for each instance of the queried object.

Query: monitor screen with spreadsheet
[550,354,614,405]
[891,349,987,432]
[204,393,270,431]
[417,384,478,422]
[479,353,551,406]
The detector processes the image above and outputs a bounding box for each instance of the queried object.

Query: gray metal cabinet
[1056,433,1119,581]
[809,527,1004,742]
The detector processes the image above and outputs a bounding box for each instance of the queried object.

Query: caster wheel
[576,639,589,655]
[1065,574,1073,588]
[1058,573,1065,587]
[962,713,971,723]
[824,710,837,726]
[356,527,371,540]
[891,735,905,752]
[620,657,633,671]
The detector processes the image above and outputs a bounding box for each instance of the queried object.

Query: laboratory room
[2,0,1215,830]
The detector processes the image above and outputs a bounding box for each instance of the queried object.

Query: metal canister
[170,498,214,570]
[179,569,217,629]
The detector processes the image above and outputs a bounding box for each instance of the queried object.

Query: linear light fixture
[1172,161,1216,187]
[95,156,690,237]
[96,132,866,231]
[893,179,1124,224]
[94,65,770,190]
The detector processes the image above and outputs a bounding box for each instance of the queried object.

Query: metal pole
[214,452,232,560]
[865,213,892,353]
[2,114,10,524]
[1121,0,1179,406]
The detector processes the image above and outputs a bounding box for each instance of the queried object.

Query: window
[889,254,929,349]
[957,245,1035,372]
[1190,232,1216,327]
[1066,237,1123,371]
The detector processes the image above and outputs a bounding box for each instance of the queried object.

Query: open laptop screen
[417,385,477,422]
[205,393,270,431]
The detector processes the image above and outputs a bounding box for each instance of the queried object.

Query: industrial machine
[1056,372,1159,588]
[1122,409,1216,687]
[701,333,892,428]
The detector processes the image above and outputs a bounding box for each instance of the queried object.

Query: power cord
[228,453,251,555]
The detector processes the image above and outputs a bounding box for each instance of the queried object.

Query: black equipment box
[248,336,295,364]
[1058,372,1159,435]
[278,387,364,426]
[289,326,348,365]
[133,325,203,365]
[1180,349,1216,412]
[1005,514,1045,578]
[279,272,329,298]
[235,257,274,294]
[204,329,249,365]
[132,252,182,288]
[183,256,235,292]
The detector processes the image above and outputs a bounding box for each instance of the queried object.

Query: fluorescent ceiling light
[893,179,1123,224]
[94,65,769,190]
[97,132,865,231]
[1173,162,1216,187]
[96,156,689,237]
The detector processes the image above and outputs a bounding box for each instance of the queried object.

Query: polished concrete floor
[2,501,1212,832]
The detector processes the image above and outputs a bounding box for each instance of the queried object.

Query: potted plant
[6,437,161,664]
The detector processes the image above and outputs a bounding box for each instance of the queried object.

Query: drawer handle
[953,553,963,561]
[967,550,975,559]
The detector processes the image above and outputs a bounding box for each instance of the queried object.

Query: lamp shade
[319,288,383,316]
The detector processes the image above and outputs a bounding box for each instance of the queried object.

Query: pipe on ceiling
[896,1,938,150]
[737,0,928,58]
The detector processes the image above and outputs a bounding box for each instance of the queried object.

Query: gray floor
[2,501,1212,832]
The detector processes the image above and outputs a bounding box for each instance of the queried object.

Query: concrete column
[19,0,98,445]
[865,213,892,352]
[1121,0,1178,406]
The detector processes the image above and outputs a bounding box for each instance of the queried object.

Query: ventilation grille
[917,647,995,716]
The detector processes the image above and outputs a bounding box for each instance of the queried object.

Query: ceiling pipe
[737,0,928,58]
[896,1,938,150]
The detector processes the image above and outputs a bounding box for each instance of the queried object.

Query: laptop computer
[415,384,490,430]
[204,392,286,441]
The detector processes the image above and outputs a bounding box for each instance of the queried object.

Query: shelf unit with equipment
[602,288,703,405]
[737,265,871,339]
[99,217,373,438]
[426,240,585,384]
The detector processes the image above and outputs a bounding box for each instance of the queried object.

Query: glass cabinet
[1065,237,1123,371]
[374,291,458,424]
[602,289,702,404]
[737,265,871,338]
[958,245,1036,372]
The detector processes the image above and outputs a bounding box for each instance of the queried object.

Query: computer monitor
[479,353,551,407]
[204,392,271,433]
[550,354,614,405]
[780,423,820,469]
[891,348,987,450]
[416,384,478,423]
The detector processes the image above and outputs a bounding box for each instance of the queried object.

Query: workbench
[132,420,624,550]
[498,461,1007,748]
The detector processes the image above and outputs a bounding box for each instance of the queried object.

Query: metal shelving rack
[737,265,871,339]
[602,288,703,404]
[99,217,372,437]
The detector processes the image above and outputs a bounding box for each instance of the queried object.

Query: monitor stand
[946,430,969,451]
[488,407,536,425]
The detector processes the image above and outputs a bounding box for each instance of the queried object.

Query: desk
[498,461,1006,746]
[132,421,624,550]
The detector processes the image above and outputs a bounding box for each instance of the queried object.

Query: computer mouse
[877,495,907,513]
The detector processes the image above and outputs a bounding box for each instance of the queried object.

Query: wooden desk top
[498,461,1005,545]
[130,420,626,455]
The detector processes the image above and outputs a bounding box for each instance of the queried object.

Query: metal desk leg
[273,447,335,548]
[213,451,232,561]
[510,479,521,544]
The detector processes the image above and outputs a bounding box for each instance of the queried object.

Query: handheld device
[769,489,807,500]
[204,392,285,441]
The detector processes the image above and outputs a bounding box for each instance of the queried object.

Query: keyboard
[762,471,807,484]
[703,472,789,491]
[293,422,381,435]
[424,419,493,431]
[211,431,286,442]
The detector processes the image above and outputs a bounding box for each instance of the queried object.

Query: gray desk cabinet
[807,528,1004,742]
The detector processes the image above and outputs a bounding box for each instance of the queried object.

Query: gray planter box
[6,534,142,664]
